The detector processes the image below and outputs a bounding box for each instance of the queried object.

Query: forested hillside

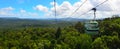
[0,18,78,29]
[0,17,120,49]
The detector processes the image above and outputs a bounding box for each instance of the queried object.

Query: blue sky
[0,0,81,19]
[0,0,119,19]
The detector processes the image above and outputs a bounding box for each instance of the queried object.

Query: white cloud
[52,1,72,17]
[0,6,14,12]
[0,11,15,17]
[19,9,39,17]
[20,9,26,13]
[46,1,94,18]
[90,0,112,11]
[34,5,48,12]
[49,1,75,18]
[2,0,120,19]
[0,7,40,18]
[43,0,120,19]
[50,2,58,6]
[0,7,15,17]
[88,0,120,19]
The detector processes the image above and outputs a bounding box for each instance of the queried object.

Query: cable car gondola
[85,20,99,35]
[84,8,99,35]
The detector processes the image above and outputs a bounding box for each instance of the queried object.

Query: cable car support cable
[68,0,88,18]
[79,0,109,17]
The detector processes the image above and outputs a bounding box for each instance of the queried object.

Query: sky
[0,0,120,19]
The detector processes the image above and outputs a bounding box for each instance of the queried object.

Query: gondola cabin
[84,20,99,35]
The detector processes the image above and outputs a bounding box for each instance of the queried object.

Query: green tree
[74,22,85,33]
[91,37,109,49]
[92,36,120,49]
[55,27,61,39]
[101,36,120,49]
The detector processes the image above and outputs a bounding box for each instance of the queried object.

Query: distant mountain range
[1,16,117,22]
[0,17,89,22]
[0,17,80,28]
[0,17,106,29]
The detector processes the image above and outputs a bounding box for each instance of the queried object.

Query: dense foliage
[0,17,120,49]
